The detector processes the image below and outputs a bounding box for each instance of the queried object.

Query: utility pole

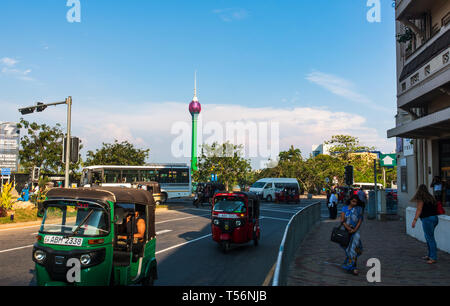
[374,158,378,216]
[65,96,72,188]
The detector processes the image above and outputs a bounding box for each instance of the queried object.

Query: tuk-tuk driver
[118,211,146,243]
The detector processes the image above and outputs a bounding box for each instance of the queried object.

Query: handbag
[436,201,445,215]
[331,223,350,248]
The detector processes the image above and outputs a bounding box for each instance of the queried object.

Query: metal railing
[272,201,321,286]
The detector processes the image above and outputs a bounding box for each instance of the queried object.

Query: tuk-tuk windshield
[40,200,109,237]
[213,198,246,213]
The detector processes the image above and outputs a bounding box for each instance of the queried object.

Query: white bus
[80,164,191,201]
[353,182,384,193]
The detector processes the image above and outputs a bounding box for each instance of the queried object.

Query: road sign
[0,122,20,172]
[380,154,397,167]
[1,168,11,176]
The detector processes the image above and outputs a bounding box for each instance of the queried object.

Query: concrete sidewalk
[287,210,450,286]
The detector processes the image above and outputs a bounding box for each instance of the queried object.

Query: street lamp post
[19,96,73,188]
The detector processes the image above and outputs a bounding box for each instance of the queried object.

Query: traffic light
[36,102,47,112]
[62,137,80,164]
[32,167,40,182]
[344,165,354,186]
[19,107,35,115]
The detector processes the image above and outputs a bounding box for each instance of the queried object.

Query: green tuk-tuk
[33,187,157,286]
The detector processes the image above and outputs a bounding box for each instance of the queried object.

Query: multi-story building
[387,0,450,217]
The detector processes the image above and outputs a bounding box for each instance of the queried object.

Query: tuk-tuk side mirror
[37,210,45,218]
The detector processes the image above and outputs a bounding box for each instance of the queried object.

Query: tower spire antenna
[194,70,197,98]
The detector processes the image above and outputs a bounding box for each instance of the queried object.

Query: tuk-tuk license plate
[44,236,83,247]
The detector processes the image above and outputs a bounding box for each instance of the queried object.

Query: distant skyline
[0,0,397,169]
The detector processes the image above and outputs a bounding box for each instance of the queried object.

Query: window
[141,169,159,182]
[173,169,189,184]
[159,169,170,184]
[122,170,139,183]
[104,170,121,183]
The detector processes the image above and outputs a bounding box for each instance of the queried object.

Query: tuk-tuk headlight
[80,254,92,266]
[235,220,242,227]
[213,219,219,226]
[34,250,46,263]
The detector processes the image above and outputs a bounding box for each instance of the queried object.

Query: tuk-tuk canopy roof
[46,187,155,206]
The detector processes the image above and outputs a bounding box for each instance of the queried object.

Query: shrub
[1,182,15,212]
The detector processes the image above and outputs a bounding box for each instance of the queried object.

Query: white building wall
[406,207,450,254]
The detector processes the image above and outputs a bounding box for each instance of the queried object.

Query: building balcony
[396,0,441,21]
[387,107,450,139]
[397,29,450,109]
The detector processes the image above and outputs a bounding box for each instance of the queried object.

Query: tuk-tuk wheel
[253,232,259,246]
[142,269,155,286]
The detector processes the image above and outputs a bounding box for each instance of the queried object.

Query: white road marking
[156,230,172,235]
[260,216,290,222]
[0,245,33,254]
[260,208,300,214]
[156,234,212,255]
[0,224,41,232]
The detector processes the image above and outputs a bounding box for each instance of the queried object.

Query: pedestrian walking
[340,195,364,275]
[328,190,338,219]
[411,184,440,264]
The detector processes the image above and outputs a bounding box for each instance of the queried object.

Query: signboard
[1,168,11,176]
[0,122,20,172]
[403,138,414,156]
[380,154,397,167]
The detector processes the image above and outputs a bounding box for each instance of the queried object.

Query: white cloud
[1,57,19,67]
[306,71,391,113]
[1,67,34,81]
[213,8,248,22]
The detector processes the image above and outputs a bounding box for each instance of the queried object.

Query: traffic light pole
[374,159,378,217]
[64,97,72,188]
[19,97,73,188]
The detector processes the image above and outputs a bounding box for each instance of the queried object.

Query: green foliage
[1,182,15,211]
[325,134,375,163]
[193,142,252,191]
[257,135,397,194]
[17,119,83,175]
[84,140,150,166]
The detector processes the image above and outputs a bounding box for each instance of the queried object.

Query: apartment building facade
[387,0,450,217]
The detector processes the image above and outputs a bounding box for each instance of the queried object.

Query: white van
[249,178,300,202]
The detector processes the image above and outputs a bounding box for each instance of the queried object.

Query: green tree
[325,135,375,162]
[17,119,83,175]
[84,140,150,166]
[194,142,252,191]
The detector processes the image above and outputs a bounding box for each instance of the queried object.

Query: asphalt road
[0,199,325,286]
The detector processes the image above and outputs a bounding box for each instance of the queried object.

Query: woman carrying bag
[340,195,364,275]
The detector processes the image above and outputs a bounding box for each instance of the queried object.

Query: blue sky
[0,0,398,168]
